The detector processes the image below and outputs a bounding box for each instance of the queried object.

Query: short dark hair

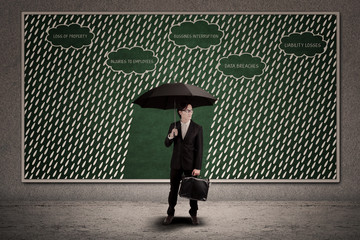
[177,102,190,118]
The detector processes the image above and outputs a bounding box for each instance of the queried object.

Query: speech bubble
[279,32,327,57]
[217,53,266,79]
[169,20,224,49]
[106,47,158,75]
[46,24,94,49]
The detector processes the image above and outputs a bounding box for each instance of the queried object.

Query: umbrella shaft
[174,100,176,129]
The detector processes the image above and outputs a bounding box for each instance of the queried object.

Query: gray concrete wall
[1,0,359,201]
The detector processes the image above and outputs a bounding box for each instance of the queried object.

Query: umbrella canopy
[133,83,217,109]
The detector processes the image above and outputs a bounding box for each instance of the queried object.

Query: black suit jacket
[165,120,203,171]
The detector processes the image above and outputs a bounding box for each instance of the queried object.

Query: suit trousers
[167,168,198,217]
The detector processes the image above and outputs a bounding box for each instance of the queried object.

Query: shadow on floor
[152,216,206,230]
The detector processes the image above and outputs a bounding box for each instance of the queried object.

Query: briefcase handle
[181,175,210,183]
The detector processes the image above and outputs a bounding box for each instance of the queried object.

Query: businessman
[163,103,203,225]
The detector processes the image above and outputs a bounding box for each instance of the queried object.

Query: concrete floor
[1,201,359,240]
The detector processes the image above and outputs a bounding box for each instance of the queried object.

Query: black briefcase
[179,177,210,201]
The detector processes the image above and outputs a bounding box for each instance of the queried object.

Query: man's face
[179,104,193,123]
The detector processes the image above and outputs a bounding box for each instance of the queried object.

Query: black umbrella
[133,83,216,109]
[133,83,217,125]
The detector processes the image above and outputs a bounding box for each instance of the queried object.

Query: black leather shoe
[190,215,199,225]
[163,215,174,225]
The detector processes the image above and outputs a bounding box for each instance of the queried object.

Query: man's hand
[169,128,178,139]
[192,169,200,176]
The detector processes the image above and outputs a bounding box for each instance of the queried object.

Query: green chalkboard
[22,13,339,182]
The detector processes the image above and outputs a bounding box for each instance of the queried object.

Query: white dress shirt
[181,120,190,139]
